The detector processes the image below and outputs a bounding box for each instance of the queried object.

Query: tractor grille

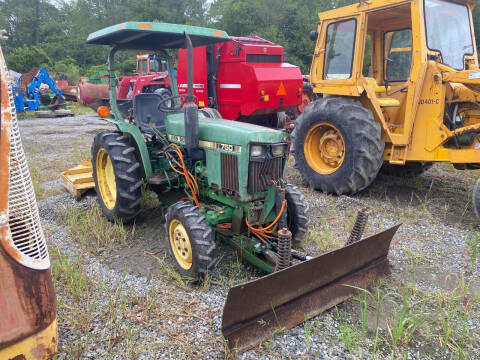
[248,157,283,193]
[221,153,239,194]
[1,51,50,270]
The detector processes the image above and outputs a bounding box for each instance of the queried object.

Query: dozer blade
[222,224,400,353]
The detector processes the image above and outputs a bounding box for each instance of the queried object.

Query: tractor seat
[133,93,167,133]
[364,77,400,107]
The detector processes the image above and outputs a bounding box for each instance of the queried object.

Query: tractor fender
[105,117,153,179]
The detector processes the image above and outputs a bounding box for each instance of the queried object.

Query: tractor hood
[86,22,229,50]
[166,113,286,146]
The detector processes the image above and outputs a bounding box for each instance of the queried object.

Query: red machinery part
[77,82,109,107]
[177,36,303,120]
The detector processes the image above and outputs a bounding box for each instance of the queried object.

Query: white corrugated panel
[1,56,50,270]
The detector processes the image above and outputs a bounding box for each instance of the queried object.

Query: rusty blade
[222,224,401,354]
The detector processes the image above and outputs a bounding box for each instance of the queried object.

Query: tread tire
[165,201,216,279]
[285,184,310,245]
[91,130,143,223]
[291,97,384,195]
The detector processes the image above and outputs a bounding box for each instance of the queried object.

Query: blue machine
[13,68,65,112]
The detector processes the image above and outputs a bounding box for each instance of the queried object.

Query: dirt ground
[19,114,480,359]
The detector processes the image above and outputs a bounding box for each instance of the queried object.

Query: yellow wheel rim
[304,123,345,175]
[169,219,193,270]
[96,148,117,210]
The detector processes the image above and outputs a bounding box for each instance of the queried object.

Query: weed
[141,185,160,210]
[62,203,134,254]
[387,292,425,356]
[469,235,479,267]
[145,251,196,289]
[405,249,422,284]
[338,325,362,352]
[29,161,45,199]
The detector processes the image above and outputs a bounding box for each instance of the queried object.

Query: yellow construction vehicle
[293,0,480,218]
[0,35,58,359]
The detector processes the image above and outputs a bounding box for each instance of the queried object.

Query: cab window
[324,19,356,80]
[384,29,412,82]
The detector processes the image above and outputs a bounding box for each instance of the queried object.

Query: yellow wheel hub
[169,219,193,270]
[304,123,345,175]
[96,148,117,210]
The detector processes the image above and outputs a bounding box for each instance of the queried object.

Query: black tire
[165,201,216,279]
[291,97,384,195]
[154,88,173,109]
[199,107,222,119]
[472,179,480,220]
[91,131,143,223]
[285,184,310,245]
[39,93,51,106]
[380,162,433,177]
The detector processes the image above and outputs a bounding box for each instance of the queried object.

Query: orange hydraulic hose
[167,143,202,209]
[245,200,286,241]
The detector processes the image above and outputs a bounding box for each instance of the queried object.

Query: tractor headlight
[271,144,285,157]
[250,144,265,157]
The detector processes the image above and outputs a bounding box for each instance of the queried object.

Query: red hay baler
[177,36,303,126]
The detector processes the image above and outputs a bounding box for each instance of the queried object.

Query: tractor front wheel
[285,184,310,245]
[165,201,216,279]
[292,97,384,195]
[92,131,143,223]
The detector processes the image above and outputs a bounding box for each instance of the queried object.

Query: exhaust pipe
[183,33,203,161]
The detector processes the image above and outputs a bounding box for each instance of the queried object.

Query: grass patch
[62,203,135,254]
[68,102,95,115]
[29,161,46,200]
[17,111,37,119]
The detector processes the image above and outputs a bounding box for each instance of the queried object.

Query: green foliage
[2,0,480,79]
[6,45,52,73]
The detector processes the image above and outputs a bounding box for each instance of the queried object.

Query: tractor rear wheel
[165,201,216,279]
[292,97,384,195]
[92,131,143,223]
[380,162,433,177]
[285,185,310,245]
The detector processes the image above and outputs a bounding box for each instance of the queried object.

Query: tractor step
[61,160,94,200]
[221,224,400,353]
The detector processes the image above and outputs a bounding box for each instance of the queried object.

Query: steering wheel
[158,94,198,112]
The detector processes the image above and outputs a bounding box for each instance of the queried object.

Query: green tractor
[86,22,400,353]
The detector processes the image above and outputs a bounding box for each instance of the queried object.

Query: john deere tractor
[294,0,480,218]
[86,22,399,353]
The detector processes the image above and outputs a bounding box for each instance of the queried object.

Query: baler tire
[199,107,222,119]
[91,131,143,223]
[165,201,216,279]
[380,162,433,177]
[285,184,310,245]
[292,97,384,195]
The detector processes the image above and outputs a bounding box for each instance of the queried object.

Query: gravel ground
[19,114,480,359]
